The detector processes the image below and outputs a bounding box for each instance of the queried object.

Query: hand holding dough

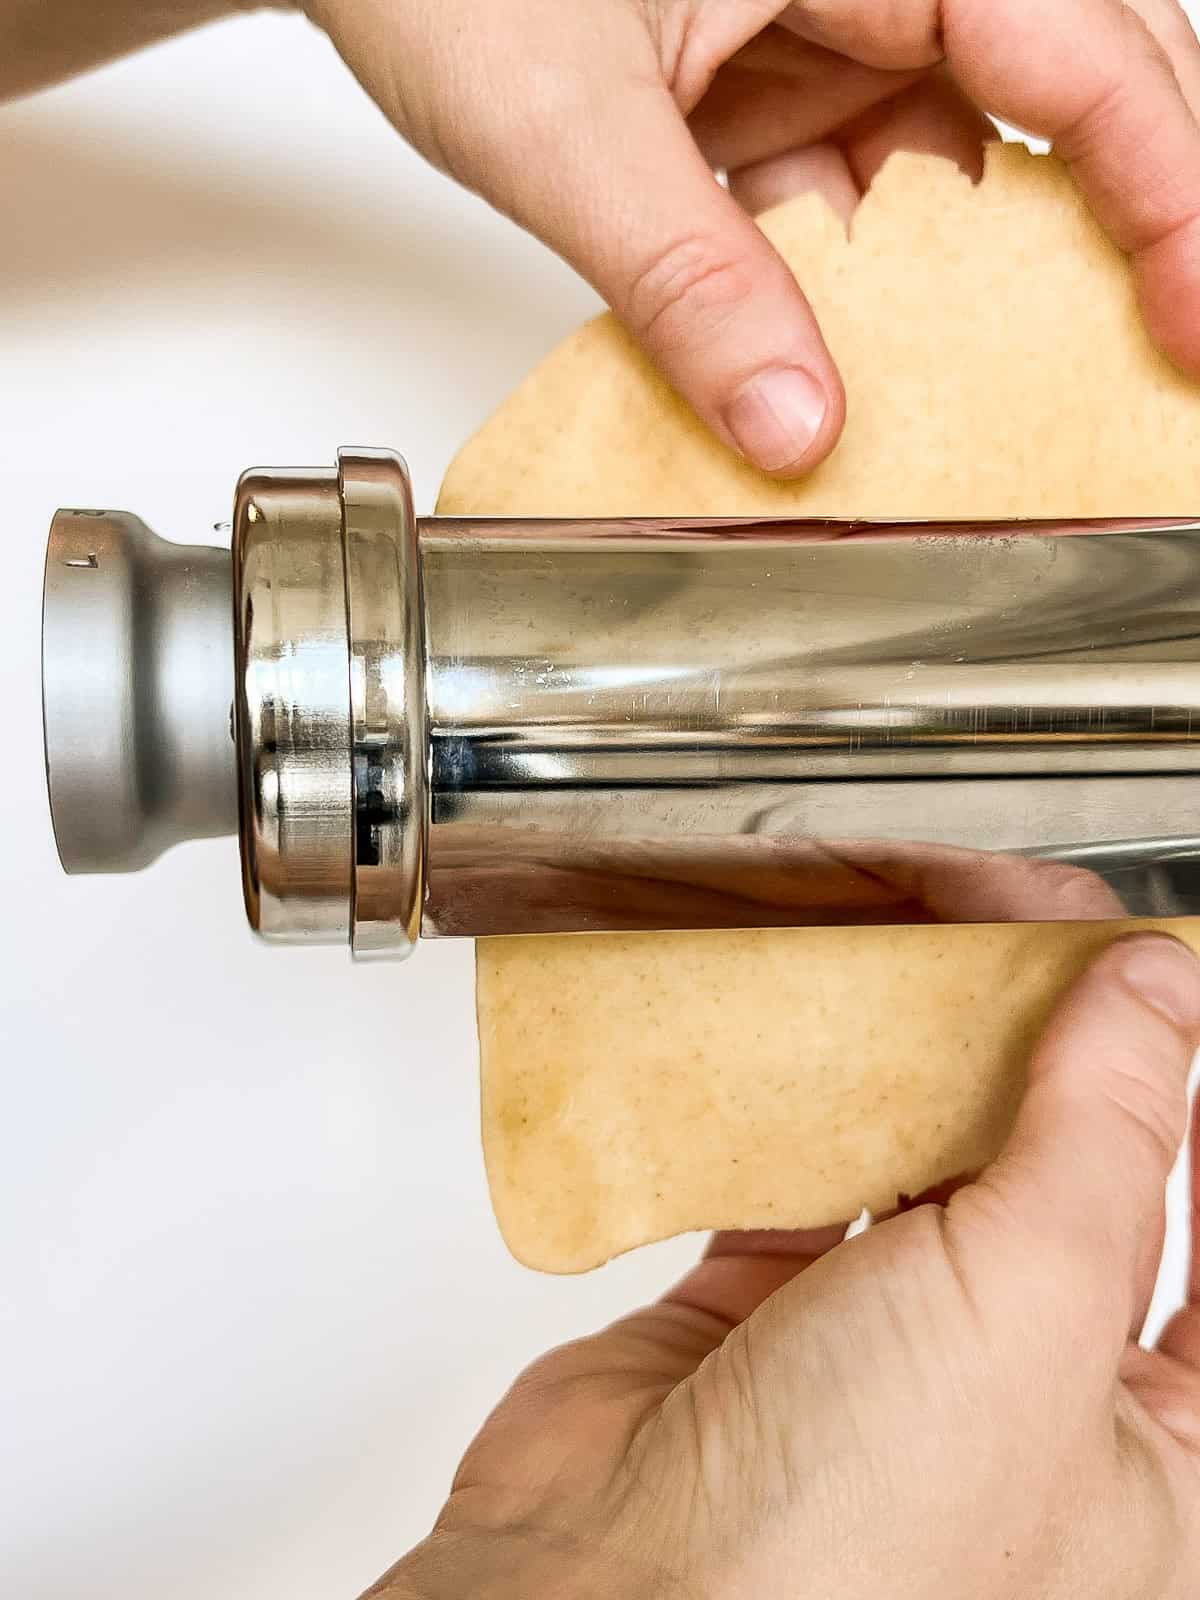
[443,146,1200,1272]
[308,0,1200,477]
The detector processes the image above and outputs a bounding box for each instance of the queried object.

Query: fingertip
[718,359,846,476]
[586,113,848,479]
[1102,932,1200,1035]
[728,143,861,225]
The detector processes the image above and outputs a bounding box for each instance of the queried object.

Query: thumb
[519,80,846,476]
[967,935,1200,1351]
[311,0,844,475]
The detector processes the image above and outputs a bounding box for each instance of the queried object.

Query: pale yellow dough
[442,144,1200,1273]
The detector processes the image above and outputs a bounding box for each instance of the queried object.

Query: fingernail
[1117,936,1200,1029]
[723,366,828,471]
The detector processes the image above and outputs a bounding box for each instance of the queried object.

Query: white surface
[0,13,1193,1599]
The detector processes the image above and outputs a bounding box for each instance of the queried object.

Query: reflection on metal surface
[420,515,1200,936]
[38,450,1200,955]
[339,450,427,960]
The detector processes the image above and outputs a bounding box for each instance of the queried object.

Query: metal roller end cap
[42,509,238,874]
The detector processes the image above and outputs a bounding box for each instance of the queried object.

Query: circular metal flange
[231,451,427,955]
[232,467,355,943]
[338,449,428,960]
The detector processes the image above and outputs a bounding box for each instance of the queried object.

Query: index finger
[950,0,1200,373]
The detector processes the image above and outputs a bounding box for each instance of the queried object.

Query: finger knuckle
[624,233,755,351]
[805,0,943,65]
[1056,10,1175,154]
[875,1204,985,1332]
[1100,1049,1188,1171]
[1055,72,1135,159]
[946,1180,1116,1352]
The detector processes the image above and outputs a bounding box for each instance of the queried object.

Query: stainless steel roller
[41,448,1200,958]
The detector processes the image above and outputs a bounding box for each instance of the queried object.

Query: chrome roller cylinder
[39,449,1200,955]
[420,513,1200,934]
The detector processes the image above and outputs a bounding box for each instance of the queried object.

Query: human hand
[428,828,1125,934]
[368,932,1200,1598]
[303,0,1200,477]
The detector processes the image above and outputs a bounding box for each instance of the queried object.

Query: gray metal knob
[41,509,237,873]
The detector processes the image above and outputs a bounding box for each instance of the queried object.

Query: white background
[0,11,1194,1598]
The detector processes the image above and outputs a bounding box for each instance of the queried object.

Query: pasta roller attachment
[41,447,1200,957]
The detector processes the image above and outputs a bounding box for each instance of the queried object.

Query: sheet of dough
[441,144,1200,1273]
